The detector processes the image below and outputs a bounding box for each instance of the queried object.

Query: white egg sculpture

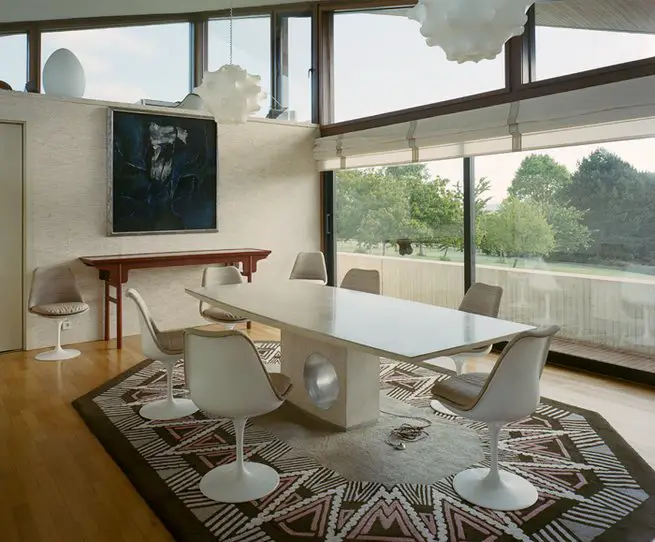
[42,48,86,98]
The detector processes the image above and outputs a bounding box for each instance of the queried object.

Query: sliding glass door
[473,139,655,364]
[334,160,464,307]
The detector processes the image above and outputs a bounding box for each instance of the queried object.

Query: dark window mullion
[463,157,476,292]
[27,25,40,92]
[322,171,336,287]
[190,18,208,90]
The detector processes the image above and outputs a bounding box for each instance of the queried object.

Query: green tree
[509,154,590,256]
[407,175,462,257]
[566,148,649,261]
[479,197,555,267]
[452,177,493,215]
[383,164,430,183]
[539,202,591,255]
[509,154,571,203]
[335,168,421,250]
[474,177,493,214]
[335,169,373,242]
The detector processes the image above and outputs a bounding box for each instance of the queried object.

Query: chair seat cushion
[201,307,246,323]
[431,372,488,411]
[157,329,185,354]
[269,373,292,398]
[31,302,89,317]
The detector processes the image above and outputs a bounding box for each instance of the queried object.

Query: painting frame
[107,106,218,237]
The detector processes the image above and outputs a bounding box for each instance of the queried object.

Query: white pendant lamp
[194,5,267,124]
[409,0,535,64]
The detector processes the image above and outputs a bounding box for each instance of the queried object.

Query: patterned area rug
[73,341,655,542]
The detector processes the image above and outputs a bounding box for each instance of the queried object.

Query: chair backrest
[184,328,283,418]
[289,251,327,282]
[458,282,503,318]
[471,325,560,421]
[125,288,171,358]
[340,268,381,295]
[200,265,244,314]
[28,266,84,309]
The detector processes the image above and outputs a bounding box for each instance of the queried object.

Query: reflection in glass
[335,161,465,308]
[535,1,655,80]
[0,34,27,91]
[41,24,191,103]
[209,16,271,118]
[284,16,312,123]
[474,140,655,361]
[333,10,505,122]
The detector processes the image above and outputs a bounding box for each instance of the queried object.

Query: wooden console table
[80,249,271,349]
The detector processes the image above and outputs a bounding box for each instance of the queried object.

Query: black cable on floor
[379,409,432,450]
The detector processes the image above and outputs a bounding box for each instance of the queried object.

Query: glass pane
[474,138,655,365]
[41,24,191,103]
[285,16,312,123]
[333,11,505,122]
[336,160,464,307]
[536,2,655,80]
[0,34,27,91]
[208,16,271,118]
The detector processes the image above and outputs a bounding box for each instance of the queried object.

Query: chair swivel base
[35,347,81,362]
[453,468,538,511]
[430,399,455,415]
[200,462,280,503]
[140,398,199,420]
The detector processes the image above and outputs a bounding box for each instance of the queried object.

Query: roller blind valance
[315,75,655,171]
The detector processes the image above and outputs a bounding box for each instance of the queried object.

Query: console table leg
[116,283,123,349]
[104,281,110,341]
[246,268,253,330]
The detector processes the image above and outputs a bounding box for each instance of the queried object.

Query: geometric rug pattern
[73,341,655,542]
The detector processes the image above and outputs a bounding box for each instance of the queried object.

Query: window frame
[2,0,655,383]
[0,31,29,91]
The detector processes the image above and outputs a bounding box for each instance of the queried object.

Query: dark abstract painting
[108,108,218,235]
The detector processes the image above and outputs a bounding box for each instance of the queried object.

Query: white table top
[186,282,534,363]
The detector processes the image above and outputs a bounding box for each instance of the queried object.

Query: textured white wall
[0,91,319,349]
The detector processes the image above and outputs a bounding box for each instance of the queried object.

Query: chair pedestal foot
[139,398,198,420]
[200,462,280,503]
[35,347,81,361]
[36,318,81,361]
[430,399,454,415]
[453,467,538,511]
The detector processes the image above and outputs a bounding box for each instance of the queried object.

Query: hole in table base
[303,353,339,410]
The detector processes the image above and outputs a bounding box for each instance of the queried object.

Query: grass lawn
[337,241,655,280]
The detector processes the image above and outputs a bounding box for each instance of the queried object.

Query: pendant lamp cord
[229,4,234,65]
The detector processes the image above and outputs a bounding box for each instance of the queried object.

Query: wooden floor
[553,336,655,374]
[1,323,654,542]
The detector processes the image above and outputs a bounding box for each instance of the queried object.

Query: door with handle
[0,122,24,352]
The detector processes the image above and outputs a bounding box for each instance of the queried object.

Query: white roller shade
[315,74,655,170]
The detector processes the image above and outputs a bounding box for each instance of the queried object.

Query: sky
[1,8,654,202]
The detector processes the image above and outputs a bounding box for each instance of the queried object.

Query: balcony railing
[338,252,655,368]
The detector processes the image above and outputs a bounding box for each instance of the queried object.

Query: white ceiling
[537,0,655,34]
[0,0,312,24]
[1,0,653,33]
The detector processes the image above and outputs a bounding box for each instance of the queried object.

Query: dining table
[185,281,534,430]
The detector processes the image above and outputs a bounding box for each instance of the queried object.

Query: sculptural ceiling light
[408,0,536,64]
[194,6,266,124]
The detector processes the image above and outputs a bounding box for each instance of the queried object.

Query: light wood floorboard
[0,322,653,541]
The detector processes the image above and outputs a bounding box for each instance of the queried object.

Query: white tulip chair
[289,251,328,284]
[199,265,248,330]
[184,328,292,503]
[430,326,560,511]
[126,288,198,421]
